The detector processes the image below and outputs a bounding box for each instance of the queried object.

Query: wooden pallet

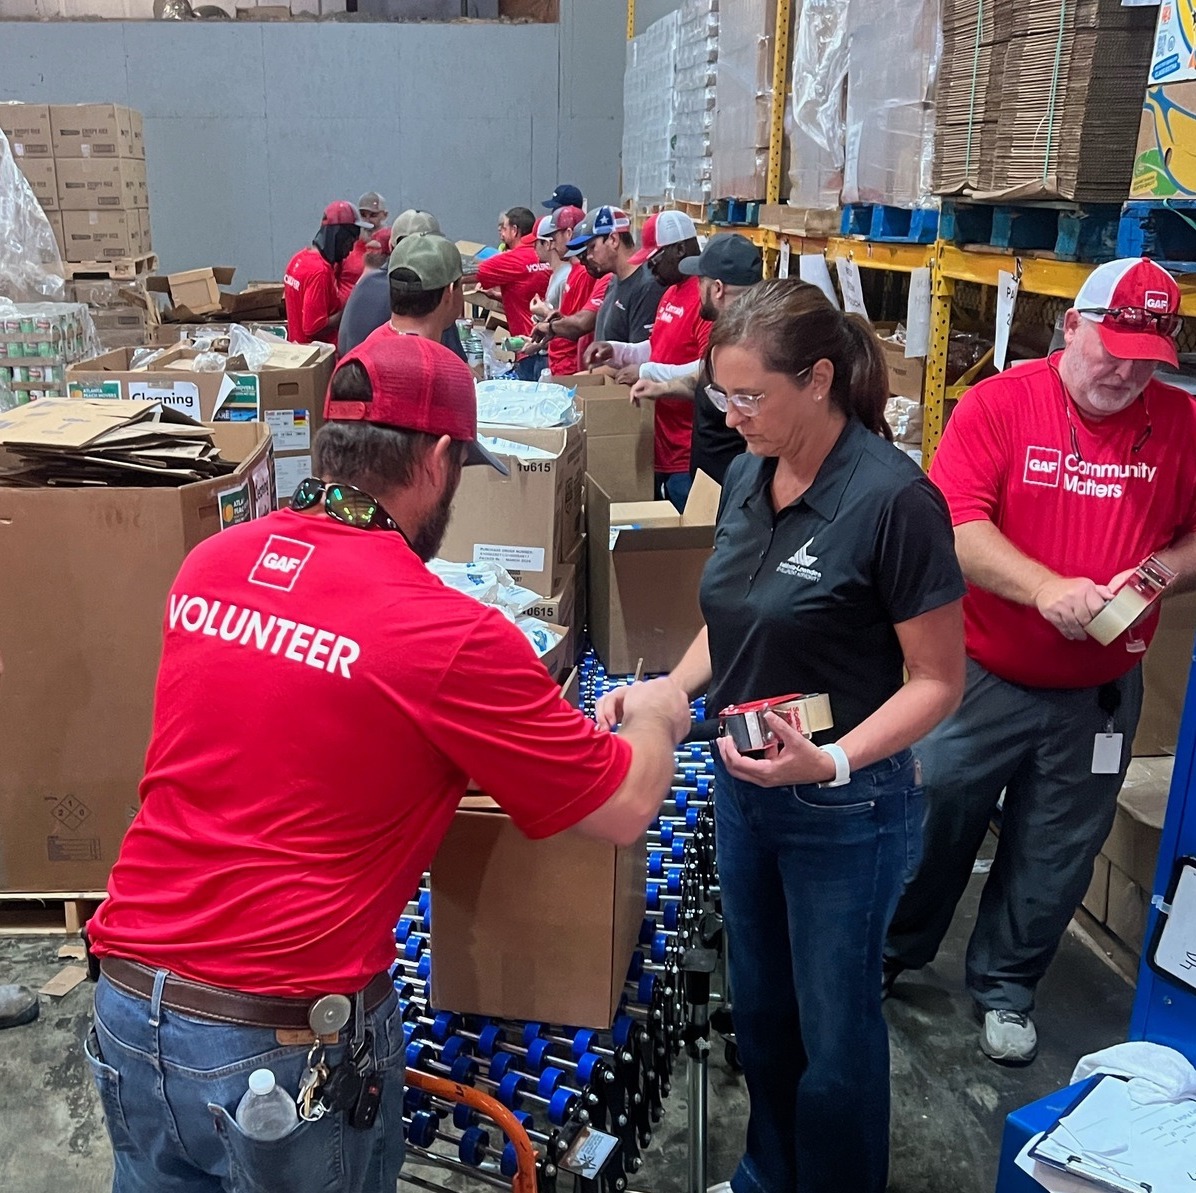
[1117,200,1196,274]
[64,253,158,281]
[841,203,939,244]
[941,199,1121,263]
[0,892,105,937]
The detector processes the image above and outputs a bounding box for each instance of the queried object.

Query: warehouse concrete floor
[0,846,1135,1193]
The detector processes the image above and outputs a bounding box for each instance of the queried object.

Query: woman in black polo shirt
[597,279,966,1193]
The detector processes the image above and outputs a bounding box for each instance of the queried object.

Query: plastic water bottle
[235,1068,298,1141]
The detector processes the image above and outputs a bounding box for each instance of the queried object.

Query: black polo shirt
[594,265,665,344]
[700,418,965,740]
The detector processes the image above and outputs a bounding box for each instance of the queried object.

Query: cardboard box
[46,211,66,261]
[61,210,138,262]
[55,157,142,211]
[1131,83,1196,199]
[16,156,57,210]
[129,108,145,160]
[147,268,286,324]
[1149,2,1196,85]
[438,422,585,597]
[1101,780,1168,893]
[586,472,720,676]
[138,208,153,255]
[0,103,52,157]
[149,269,224,318]
[1082,853,1110,922]
[523,536,586,681]
[66,343,334,502]
[429,669,644,1028]
[1134,593,1196,753]
[50,103,137,159]
[875,322,926,401]
[1105,863,1150,954]
[0,422,274,892]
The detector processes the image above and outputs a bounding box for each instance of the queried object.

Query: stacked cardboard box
[671,0,719,205]
[0,303,94,407]
[710,0,775,200]
[934,0,1155,201]
[1130,3,1196,199]
[0,103,151,264]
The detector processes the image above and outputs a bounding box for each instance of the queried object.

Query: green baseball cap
[388,233,463,291]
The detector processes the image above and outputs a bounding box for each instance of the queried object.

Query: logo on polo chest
[776,538,822,581]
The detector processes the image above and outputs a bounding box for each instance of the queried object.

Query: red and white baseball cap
[534,215,555,240]
[629,213,659,266]
[653,209,698,248]
[322,200,371,229]
[326,331,508,475]
[544,205,586,236]
[1073,257,1182,366]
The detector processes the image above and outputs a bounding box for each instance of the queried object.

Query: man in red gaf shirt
[586,210,711,511]
[886,258,1196,1064]
[84,333,691,1193]
[337,190,390,302]
[470,205,551,380]
[284,200,370,347]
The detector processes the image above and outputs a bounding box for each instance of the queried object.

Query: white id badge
[1091,733,1123,774]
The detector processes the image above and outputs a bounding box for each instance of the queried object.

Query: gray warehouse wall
[633,0,681,33]
[0,3,626,281]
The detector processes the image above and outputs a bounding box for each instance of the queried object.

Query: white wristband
[818,743,851,788]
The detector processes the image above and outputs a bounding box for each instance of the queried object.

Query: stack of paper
[0,398,235,487]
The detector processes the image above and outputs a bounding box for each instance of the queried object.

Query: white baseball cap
[654,210,698,248]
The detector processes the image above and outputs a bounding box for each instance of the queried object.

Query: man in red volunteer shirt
[470,206,551,380]
[284,200,370,346]
[338,190,390,302]
[84,333,691,1193]
[586,210,710,511]
[885,258,1196,1064]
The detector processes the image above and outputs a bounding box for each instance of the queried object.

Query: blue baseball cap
[544,183,584,210]
[566,205,632,252]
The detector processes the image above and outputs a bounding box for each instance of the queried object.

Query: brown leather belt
[100,957,394,1031]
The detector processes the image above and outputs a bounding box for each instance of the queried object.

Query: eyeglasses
[1077,306,1183,338]
[1063,395,1153,463]
[291,478,401,533]
[704,366,812,417]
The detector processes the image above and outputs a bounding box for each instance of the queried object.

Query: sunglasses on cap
[1078,306,1183,338]
[292,478,400,533]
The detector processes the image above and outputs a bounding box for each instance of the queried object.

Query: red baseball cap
[326,330,508,475]
[322,200,371,229]
[367,227,393,256]
[544,205,586,236]
[629,213,659,266]
[1073,257,1182,367]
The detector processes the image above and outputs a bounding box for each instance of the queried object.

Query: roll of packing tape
[718,692,833,753]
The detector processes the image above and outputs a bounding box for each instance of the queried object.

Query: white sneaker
[980,1009,1038,1065]
[708,1184,734,1193]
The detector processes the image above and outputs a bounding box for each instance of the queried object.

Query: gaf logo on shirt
[1144,290,1170,313]
[249,536,315,592]
[1023,446,1062,488]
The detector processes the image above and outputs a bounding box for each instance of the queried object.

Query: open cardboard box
[147,268,286,324]
[587,471,720,675]
[0,421,274,892]
[429,666,645,1028]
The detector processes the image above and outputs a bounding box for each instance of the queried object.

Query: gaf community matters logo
[1023,446,1062,488]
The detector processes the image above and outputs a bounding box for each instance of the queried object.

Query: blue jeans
[510,351,548,382]
[715,750,924,1193]
[655,471,692,513]
[85,973,407,1193]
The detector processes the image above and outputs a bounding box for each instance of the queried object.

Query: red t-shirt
[87,510,631,997]
[930,355,1196,688]
[337,238,368,303]
[647,276,713,474]
[476,234,552,339]
[283,247,341,346]
[547,262,596,377]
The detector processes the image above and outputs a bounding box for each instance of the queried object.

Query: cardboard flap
[612,523,716,552]
[476,424,571,460]
[213,267,237,286]
[681,470,721,524]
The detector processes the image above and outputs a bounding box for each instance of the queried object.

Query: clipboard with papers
[1021,1074,1196,1193]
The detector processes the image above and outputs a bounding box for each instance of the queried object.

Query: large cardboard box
[586,472,720,676]
[16,156,57,210]
[429,669,645,1028]
[875,321,926,401]
[0,102,52,157]
[50,103,137,159]
[523,535,586,681]
[66,344,334,501]
[46,211,66,261]
[1130,82,1196,199]
[61,210,138,261]
[0,422,274,892]
[1105,863,1150,954]
[1082,853,1110,922]
[438,422,585,597]
[55,157,142,211]
[1101,781,1168,893]
[1134,594,1196,754]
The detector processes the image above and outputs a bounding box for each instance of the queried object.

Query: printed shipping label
[265,408,311,452]
[274,454,312,500]
[473,544,546,573]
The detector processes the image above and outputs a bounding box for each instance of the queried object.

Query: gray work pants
[886,658,1143,1012]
